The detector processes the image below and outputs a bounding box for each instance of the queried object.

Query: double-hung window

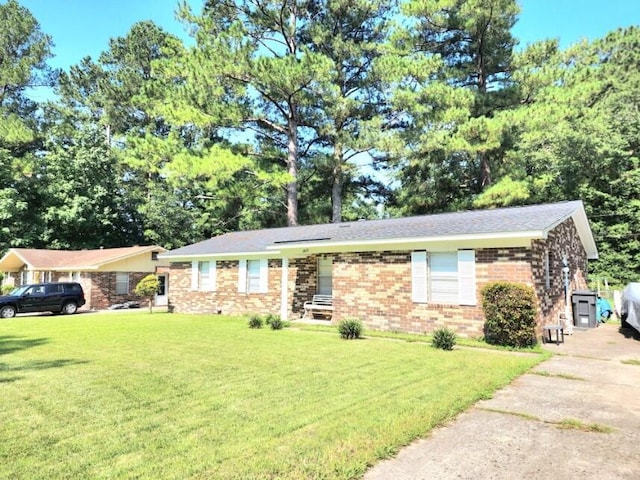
[317,258,333,295]
[116,272,129,294]
[411,250,476,305]
[191,261,216,291]
[238,259,268,293]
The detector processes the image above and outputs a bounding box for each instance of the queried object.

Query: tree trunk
[286,115,298,226]
[479,151,491,189]
[331,144,343,223]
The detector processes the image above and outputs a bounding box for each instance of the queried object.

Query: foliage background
[1,0,639,285]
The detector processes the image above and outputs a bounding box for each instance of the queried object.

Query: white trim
[259,258,268,293]
[191,261,198,291]
[238,259,247,293]
[458,250,476,306]
[267,231,546,251]
[280,258,288,320]
[209,260,217,291]
[411,251,427,303]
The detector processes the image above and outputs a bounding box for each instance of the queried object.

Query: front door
[155,274,168,306]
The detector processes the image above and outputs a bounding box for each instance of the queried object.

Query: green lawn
[1,313,545,479]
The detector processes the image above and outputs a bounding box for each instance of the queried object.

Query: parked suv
[0,282,86,318]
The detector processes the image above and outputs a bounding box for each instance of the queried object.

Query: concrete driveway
[365,323,640,480]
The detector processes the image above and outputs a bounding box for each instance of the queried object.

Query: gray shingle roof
[162,201,597,258]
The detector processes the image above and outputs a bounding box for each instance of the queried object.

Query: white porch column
[280,257,289,321]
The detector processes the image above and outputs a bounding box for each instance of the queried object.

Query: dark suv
[0,282,86,318]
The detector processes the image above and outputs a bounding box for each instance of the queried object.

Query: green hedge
[481,281,537,348]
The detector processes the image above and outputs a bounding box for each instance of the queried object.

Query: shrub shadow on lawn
[0,335,50,356]
[1,336,89,382]
[0,358,89,383]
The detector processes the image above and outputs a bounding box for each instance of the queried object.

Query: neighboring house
[0,246,170,310]
[159,201,598,337]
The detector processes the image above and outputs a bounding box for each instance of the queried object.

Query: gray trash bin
[571,290,598,328]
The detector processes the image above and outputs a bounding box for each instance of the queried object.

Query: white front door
[155,274,168,306]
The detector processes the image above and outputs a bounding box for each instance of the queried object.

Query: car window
[27,285,45,295]
[64,284,82,293]
[45,284,64,294]
[10,286,29,296]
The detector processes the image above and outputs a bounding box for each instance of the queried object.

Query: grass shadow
[0,335,50,356]
[0,359,89,383]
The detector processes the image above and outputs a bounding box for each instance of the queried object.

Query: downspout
[562,256,573,335]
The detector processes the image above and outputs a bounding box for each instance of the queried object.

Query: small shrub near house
[248,314,264,329]
[338,318,363,340]
[1,284,14,295]
[482,281,537,348]
[134,274,160,313]
[267,315,285,330]
[432,327,457,350]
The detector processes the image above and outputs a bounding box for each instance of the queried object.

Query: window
[191,261,216,291]
[429,252,458,304]
[247,260,261,293]
[115,273,129,294]
[317,258,332,295]
[151,252,159,261]
[411,250,476,305]
[238,259,268,293]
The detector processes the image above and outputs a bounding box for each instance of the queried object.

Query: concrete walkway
[364,323,640,480]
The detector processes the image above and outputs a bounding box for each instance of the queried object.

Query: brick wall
[10,270,152,310]
[167,218,590,337]
[169,260,283,315]
[88,272,150,310]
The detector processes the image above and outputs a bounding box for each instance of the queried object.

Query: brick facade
[168,218,589,337]
[12,270,156,310]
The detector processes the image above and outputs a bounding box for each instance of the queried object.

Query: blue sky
[18,0,640,69]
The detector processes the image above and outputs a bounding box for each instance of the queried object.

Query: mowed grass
[0,313,544,479]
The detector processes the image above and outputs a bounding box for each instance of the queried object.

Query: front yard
[0,313,544,479]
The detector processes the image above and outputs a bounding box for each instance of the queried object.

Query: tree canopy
[2,0,640,285]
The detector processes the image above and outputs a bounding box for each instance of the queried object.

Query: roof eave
[266,231,547,252]
[158,251,281,262]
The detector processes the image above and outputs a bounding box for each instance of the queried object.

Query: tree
[176,0,336,226]
[301,0,396,222]
[0,0,55,253]
[498,28,640,284]
[390,0,520,214]
[135,274,160,313]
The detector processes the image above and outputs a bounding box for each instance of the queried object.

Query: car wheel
[1,305,16,318]
[62,302,78,315]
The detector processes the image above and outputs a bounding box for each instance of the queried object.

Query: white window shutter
[458,250,476,306]
[209,260,217,291]
[238,259,247,293]
[411,251,427,303]
[259,259,268,293]
[191,261,199,291]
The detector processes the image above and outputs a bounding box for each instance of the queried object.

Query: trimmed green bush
[338,318,363,340]
[1,284,14,295]
[248,314,263,329]
[482,282,537,348]
[268,315,284,330]
[431,327,457,350]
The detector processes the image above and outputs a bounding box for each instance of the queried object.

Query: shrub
[1,284,14,295]
[248,314,263,329]
[268,315,284,330]
[431,327,457,350]
[482,282,537,348]
[338,318,363,340]
[134,274,160,313]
